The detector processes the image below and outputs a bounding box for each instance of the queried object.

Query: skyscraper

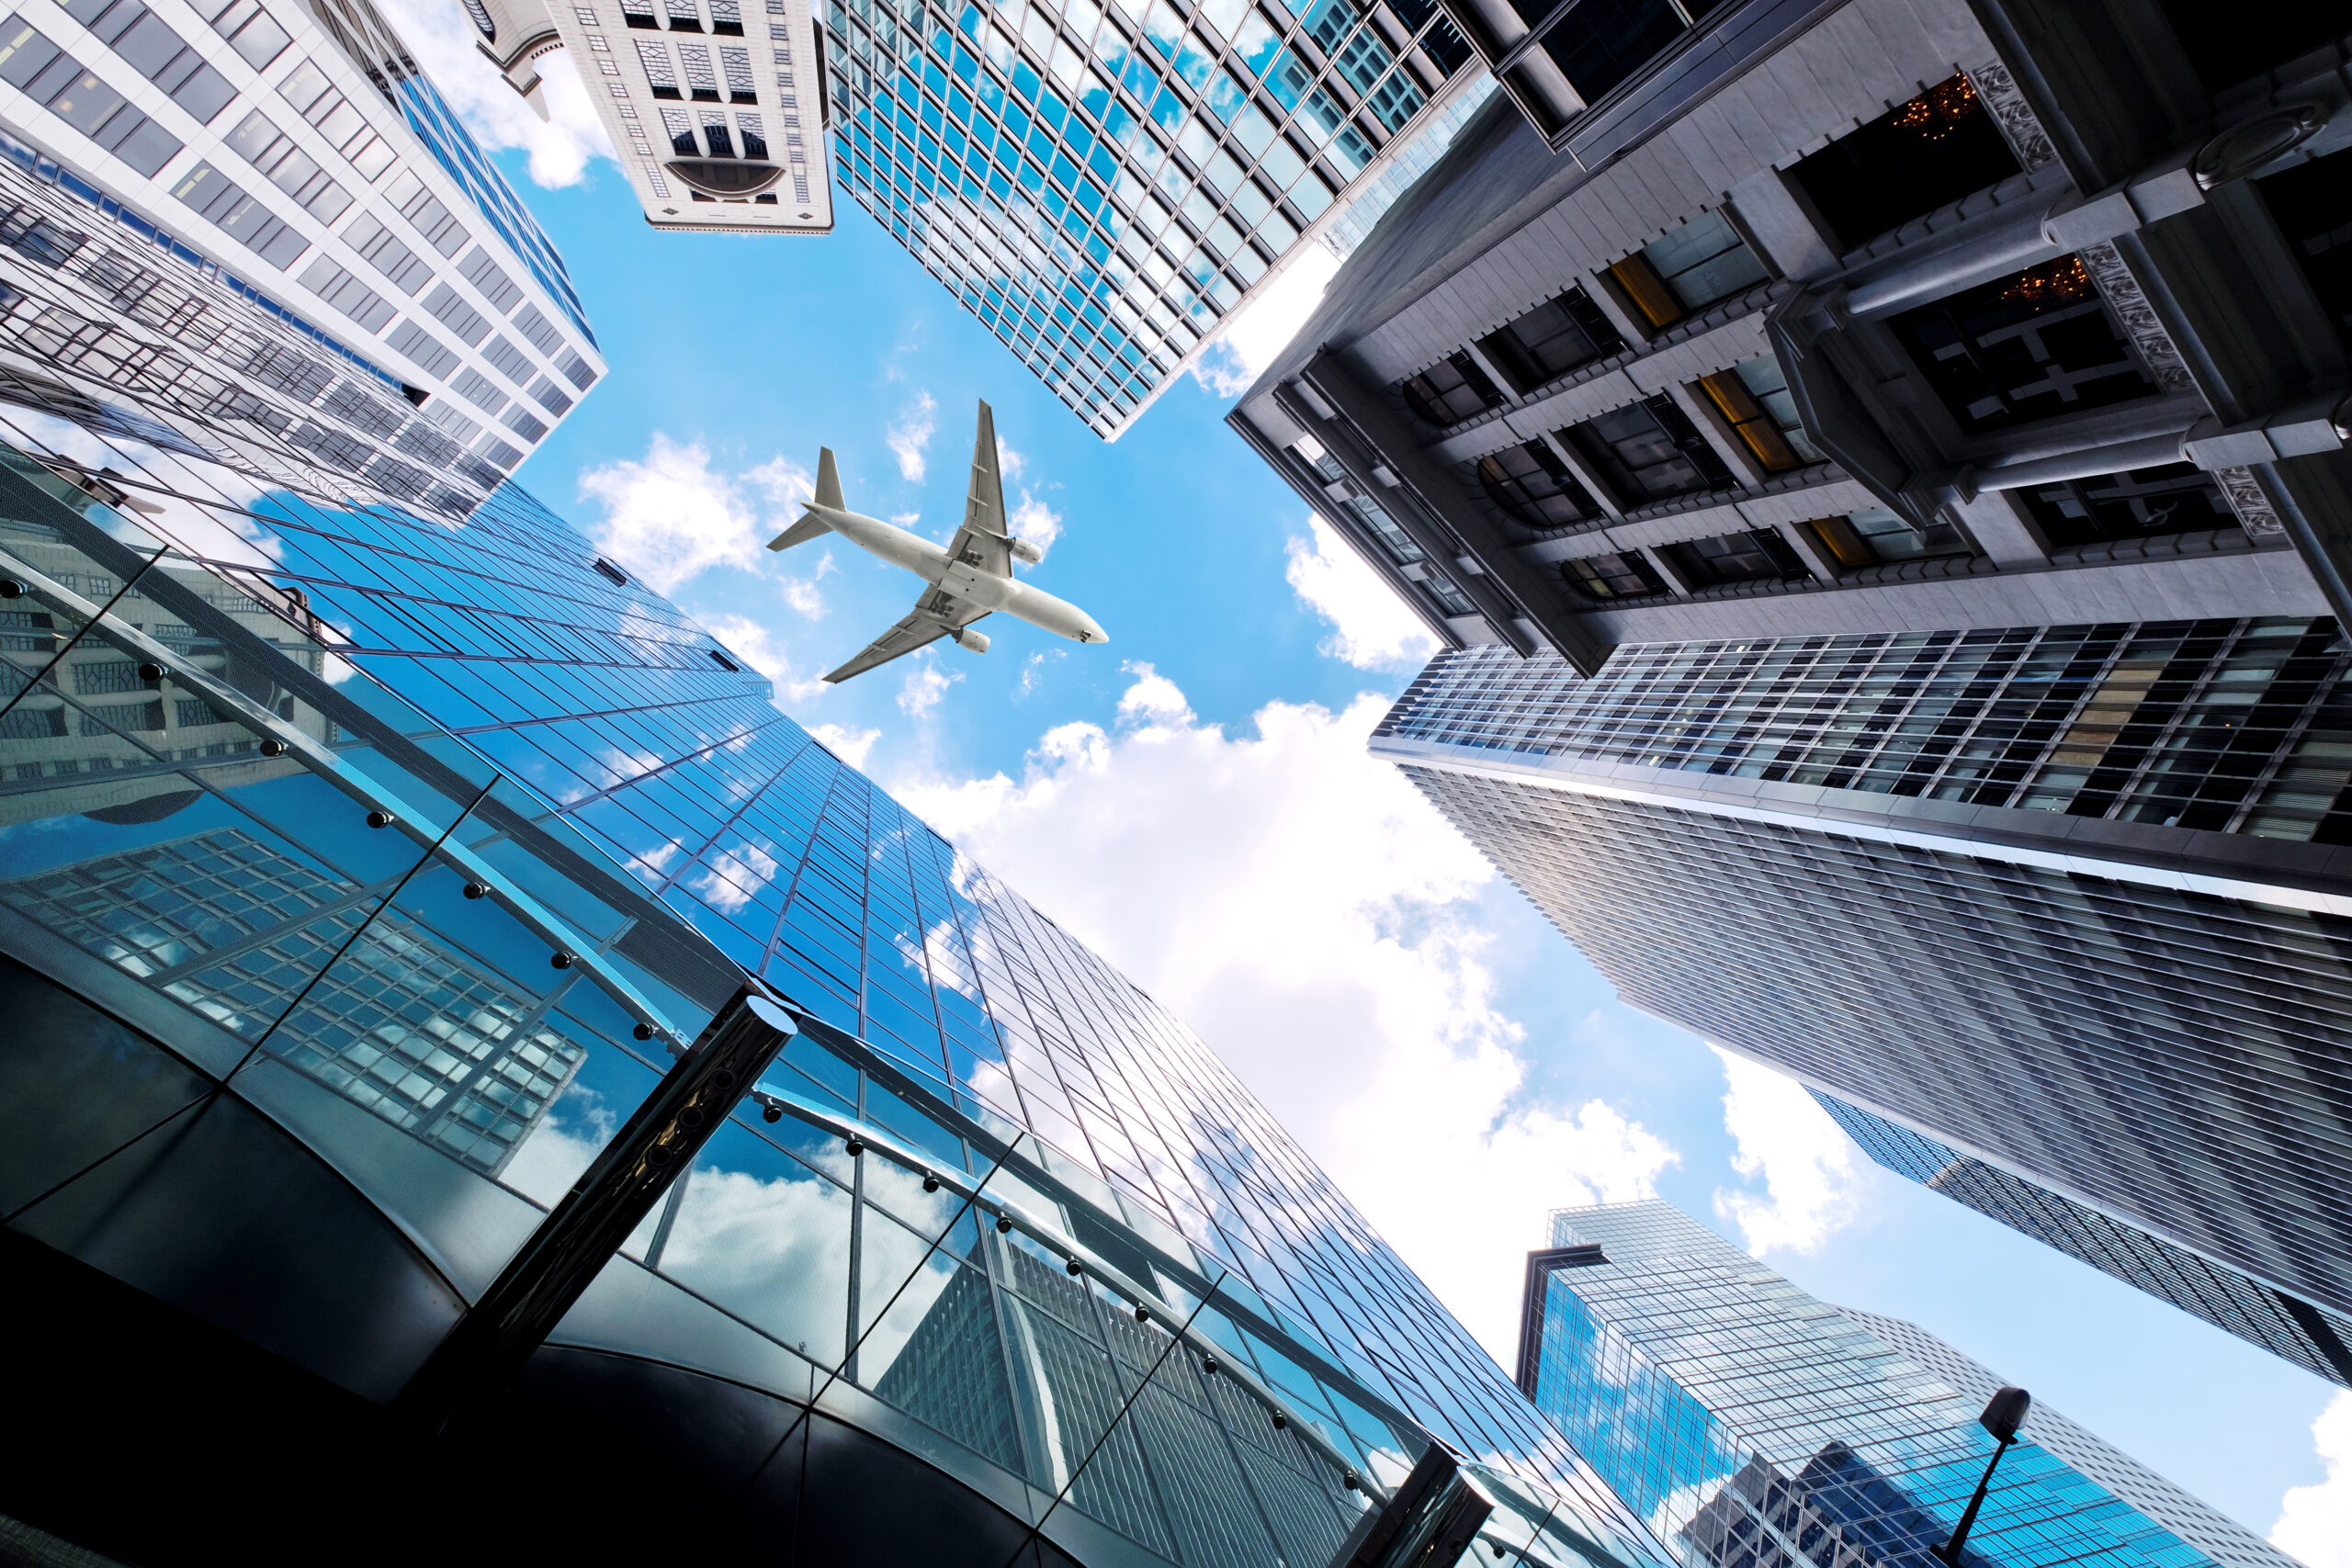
[0,0,605,481]
[468,0,835,233]
[1820,1095,2352,1392]
[1372,623,2352,1383]
[1228,0,2352,673]
[1840,1305,2301,1568]
[813,0,1488,436]
[1520,1201,2285,1568]
[0,64,1663,1564]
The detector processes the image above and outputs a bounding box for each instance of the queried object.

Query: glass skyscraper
[1819,1096,2352,1392]
[819,0,1483,435]
[1520,1201,2278,1568]
[0,0,604,479]
[0,74,1668,1563]
[1374,628,2352,1389]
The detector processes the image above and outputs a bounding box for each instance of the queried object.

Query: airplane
[768,400,1107,684]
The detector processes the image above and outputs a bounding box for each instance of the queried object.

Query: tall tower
[1521,1201,2288,1568]
[1374,622,2352,1382]
[0,0,605,493]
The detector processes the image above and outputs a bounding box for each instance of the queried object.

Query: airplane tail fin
[771,446,845,550]
[815,446,844,512]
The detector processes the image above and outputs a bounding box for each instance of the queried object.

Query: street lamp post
[1928,1387,2031,1568]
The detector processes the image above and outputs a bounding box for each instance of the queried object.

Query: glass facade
[820,0,1480,435]
[0,197,1668,1567]
[1525,1201,2226,1568]
[1377,626,2352,843]
[1373,637,2352,1372]
[1820,1097,2352,1393]
[1839,1307,2300,1568]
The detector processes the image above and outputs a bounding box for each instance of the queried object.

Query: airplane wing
[822,583,992,683]
[941,400,1015,581]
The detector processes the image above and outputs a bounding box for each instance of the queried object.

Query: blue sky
[386,2,2346,1545]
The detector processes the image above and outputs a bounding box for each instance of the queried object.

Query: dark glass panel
[1790,74,2022,251]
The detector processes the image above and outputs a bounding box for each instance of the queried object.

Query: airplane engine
[955,627,990,654]
[1009,536,1044,565]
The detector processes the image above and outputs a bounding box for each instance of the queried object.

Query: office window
[1476,288,1623,395]
[1892,255,2155,433]
[739,110,769,158]
[1661,528,1811,587]
[639,38,682,96]
[661,106,696,153]
[709,0,743,32]
[1475,439,1596,530]
[227,110,351,223]
[2017,464,2235,547]
[203,0,289,68]
[1568,395,1736,504]
[702,112,735,156]
[1790,75,2021,251]
[1562,549,1667,602]
[680,40,721,99]
[720,42,757,100]
[1397,350,1501,426]
[1536,0,1697,107]
[0,26,182,177]
[1806,507,1970,569]
[1607,210,1769,330]
[65,0,234,123]
[1699,357,1821,473]
[667,0,701,28]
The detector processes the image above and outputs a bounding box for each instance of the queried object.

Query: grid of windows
[823,0,1476,435]
[1529,1202,2231,1568]
[1824,1100,2352,1397]
[1377,624,2352,842]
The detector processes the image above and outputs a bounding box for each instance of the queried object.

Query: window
[1562,549,1666,601]
[2016,464,2235,547]
[1607,210,1769,330]
[1891,255,2154,433]
[1699,358,1821,473]
[709,648,740,671]
[1397,350,1501,426]
[593,558,630,585]
[1476,288,1623,395]
[1790,74,2021,251]
[205,0,289,68]
[709,0,743,32]
[1536,0,1696,106]
[1662,528,1811,587]
[1806,508,1970,569]
[66,0,234,123]
[701,112,736,156]
[1476,439,1596,530]
[0,21,182,176]
[1567,395,1735,504]
[639,38,682,96]
[667,0,701,28]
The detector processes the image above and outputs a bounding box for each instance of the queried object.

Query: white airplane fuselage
[803,502,1105,644]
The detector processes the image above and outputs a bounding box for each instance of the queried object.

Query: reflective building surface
[0,0,603,475]
[1840,1306,2300,1568]
[820,0,1487,435]
[0,125,1665,1568]
[1520,1202,2267,1568]
[1820,1097,2352,1393]
[1374,630,2352,1387]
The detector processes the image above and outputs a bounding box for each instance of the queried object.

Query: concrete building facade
[1229,0,2351,672]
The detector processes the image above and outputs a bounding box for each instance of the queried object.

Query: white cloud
[899,655,965,719]
[373,0,615,187]
[888,391,939,481]
[1285,513,1442,671]
[578,435,765,593]
[811,723,881,769]
[891,667,1677,1360]
[1015,649,1064,698]
[2277,1391,2352,1568]
[1010,491,1064,558]
[1711,1048,1871,1257]
[1000,444,1028,480]
[1192,244,1340,400]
